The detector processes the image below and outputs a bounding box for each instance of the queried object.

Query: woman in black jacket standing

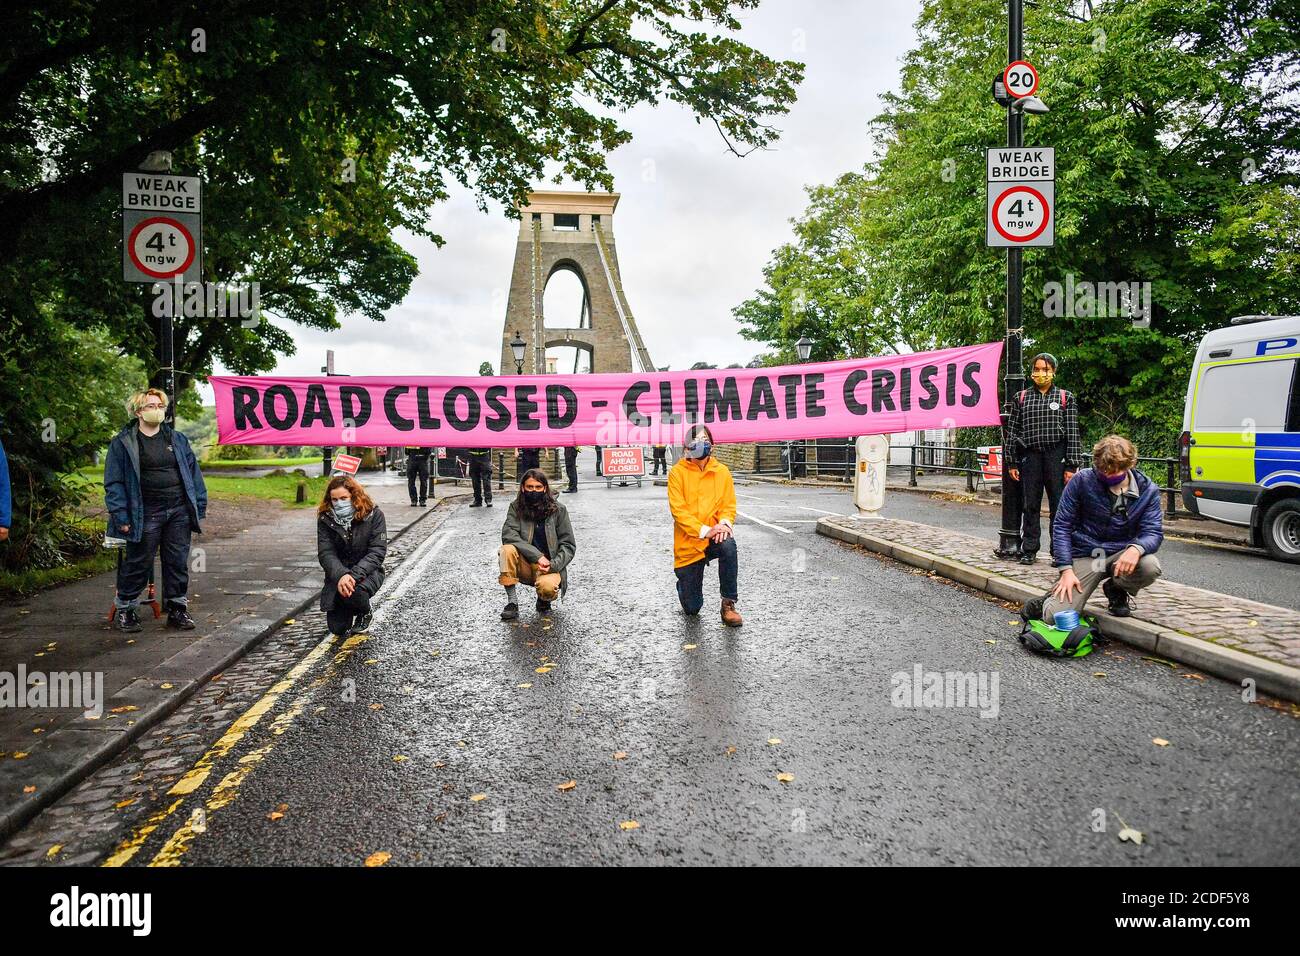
[317,475,387,636]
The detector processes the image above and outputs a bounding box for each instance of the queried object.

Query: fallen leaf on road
[267,811,285,821]
[557,780,577,792]
[32,728,43,734]
[540,656,550,662]
[985,640,998,645]
[46,844,62,858]
[1093,672,1106,678]
[682,643,697,651]
[1141,657,1177,669]
[612,751,628,760]
[1182,674,1205,681]
[776,772,795,784]
[364,659,379,665]
[1007,620,1019,626]
[393,755,408,763]
[535,666,554,674]
[115,798,136,809]
[724,746,736,756]
[110,705,138,713]
[22,786,35,793]
[470,793,487,802]
[1248,620,1257,627]
[430,650,441,657]
[284,619,295,625]
[767,738,782,746]
[1118,827,1145,845]
[369,703,384,711]
[618,820,640,831]
[1152,738,1170,747]
[517,682,532,689]
[13,752,29,760]
[160,682,174,689]
[363,851,391,867]
[433,761,446,769]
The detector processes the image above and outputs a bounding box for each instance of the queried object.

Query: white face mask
[140,408,165,425]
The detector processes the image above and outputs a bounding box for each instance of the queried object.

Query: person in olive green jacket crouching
[499,468,577,620]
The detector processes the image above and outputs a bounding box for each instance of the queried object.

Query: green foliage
[479,362,495,376]
[736,0,1300,447]
[0,322,146,571]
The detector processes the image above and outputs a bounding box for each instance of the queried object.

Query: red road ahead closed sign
[601,447,645,477]
[332,453,362,475]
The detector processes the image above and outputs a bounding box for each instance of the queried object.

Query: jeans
[1019,440,1066,557]
[115,499,193,610]
[674,536,738,614]
[407,456,429,502]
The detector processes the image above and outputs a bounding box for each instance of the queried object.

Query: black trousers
[326,582,376,636]
[469,457,493,503]
[407,456,429,503]
[115,499,192,610]
[651,447,668,475]
[1019,440,1066,557]
[564,448,578,491]
[593,446,603,476]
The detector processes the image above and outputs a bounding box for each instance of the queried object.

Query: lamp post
[510,332,526,375]
[795,336,813,479]
[993,0,1050,559]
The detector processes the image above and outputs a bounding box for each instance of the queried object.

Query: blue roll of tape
[1054,609,1080,632]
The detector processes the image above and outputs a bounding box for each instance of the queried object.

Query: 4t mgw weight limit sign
[985,147,1054,248]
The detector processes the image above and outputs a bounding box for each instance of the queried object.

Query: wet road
[739,480,1300,612]
[55,479,1296,866]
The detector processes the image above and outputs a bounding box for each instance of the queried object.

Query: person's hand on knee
[1051,567,1081,603]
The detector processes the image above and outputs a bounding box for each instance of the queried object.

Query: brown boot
[721,599,743,627]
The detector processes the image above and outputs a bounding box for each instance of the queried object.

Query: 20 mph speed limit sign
[986,147,1054,248]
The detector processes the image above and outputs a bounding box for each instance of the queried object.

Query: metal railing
[747,440,1182,516]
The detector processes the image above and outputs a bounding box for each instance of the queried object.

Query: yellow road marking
[102,631,361,867]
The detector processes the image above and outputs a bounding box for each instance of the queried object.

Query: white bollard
[854,435,891,514]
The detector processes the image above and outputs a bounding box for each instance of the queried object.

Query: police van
[1180,315,1300,562]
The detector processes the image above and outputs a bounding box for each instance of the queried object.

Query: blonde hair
[127,388,169,416]
[1092,435,1138,473]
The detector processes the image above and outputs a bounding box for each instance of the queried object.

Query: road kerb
[817,517,1300,704]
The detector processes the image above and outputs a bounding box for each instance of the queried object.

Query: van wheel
[1261,498,1300,563]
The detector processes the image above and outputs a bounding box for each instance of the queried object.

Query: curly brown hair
[1092,435,1138,474]
[317,475,376,520]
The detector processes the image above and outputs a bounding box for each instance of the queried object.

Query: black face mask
[523,490,547,508]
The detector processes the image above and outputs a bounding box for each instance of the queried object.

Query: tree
[736,0,1299,448]
[1,1,802,395]
[479,362,495,376]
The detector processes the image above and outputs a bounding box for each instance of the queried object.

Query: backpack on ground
[1017,597,1100,658]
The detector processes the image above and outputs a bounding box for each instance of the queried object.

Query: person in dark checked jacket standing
[1006,352,1082,565]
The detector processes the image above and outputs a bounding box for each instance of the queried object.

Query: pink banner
[212,342,1004,448]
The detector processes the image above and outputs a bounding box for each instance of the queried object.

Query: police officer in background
[1006,352,1082,565]
[516,447,541,475]
[563,445,579,494]
[404,446,431,507]
[650,442,668,476]
[467,447,493,508]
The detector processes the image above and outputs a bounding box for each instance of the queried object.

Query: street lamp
[510,332,526,375]
[795,335,813,362]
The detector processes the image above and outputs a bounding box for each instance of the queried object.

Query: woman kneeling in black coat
[317,475,387,636]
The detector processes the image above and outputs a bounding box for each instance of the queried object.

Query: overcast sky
[202,1,924,399]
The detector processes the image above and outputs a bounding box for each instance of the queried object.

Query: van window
[1195,359,1295,431]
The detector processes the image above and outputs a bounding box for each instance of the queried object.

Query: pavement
[1,474,1295,866]
[0,471,463,842]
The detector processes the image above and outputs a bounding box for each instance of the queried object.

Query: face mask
[523,490,546,507]
[1098,470,1127,487]
[140,408,165,425]
[685,440,712,460]
[331,499,354,521]
[1031,371,1053,387]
